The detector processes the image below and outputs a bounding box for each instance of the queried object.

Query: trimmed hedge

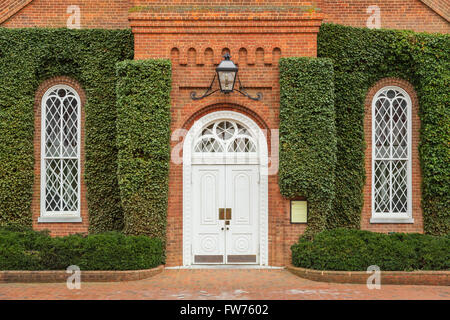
[279,57,337,236]
[0,28,134,232]
[0,228,164,271]
[116,59,172,238]
[292,228,450,271]
[318,23,450,234]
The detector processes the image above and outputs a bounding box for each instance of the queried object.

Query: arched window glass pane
[194,120,257,153]
[227,137,256,152]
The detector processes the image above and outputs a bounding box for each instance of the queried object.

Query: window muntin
[372,87,411,217]
[194,120,257,153]
[41,85,80,216]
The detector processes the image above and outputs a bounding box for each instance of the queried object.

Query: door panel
[225,165,259,264]
[233,172,252,224]
[192,164,259,264]
[192,166,226,263]
[200,173,219,225]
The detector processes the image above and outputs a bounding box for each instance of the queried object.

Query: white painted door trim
[183,111,269,266]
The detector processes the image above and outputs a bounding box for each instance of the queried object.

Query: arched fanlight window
[194,120,257,153]
[372,87,411,218]
[41,85,81,217]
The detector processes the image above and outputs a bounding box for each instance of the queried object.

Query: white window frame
[370,86,413,224]
[39,84,82,223]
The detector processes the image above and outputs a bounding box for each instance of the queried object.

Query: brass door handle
[219,208,232,220]
[225,208,232,220]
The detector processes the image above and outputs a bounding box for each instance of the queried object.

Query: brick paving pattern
[0,269,448,300]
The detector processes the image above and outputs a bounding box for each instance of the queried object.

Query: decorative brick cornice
[130,18,323,34]
[129,4,324,34]
[0,0,32,24]
[129,4,323,19]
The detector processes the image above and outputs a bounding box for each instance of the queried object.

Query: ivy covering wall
[0,28,134,232]
[318,24,450,235]
[279,57,337,237]
[1,25,447,240]
[116,59,172,239]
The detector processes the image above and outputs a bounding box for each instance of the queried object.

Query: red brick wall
[3,0,439,264]
[361,78,423,233]
[130,0,321,6]
[2,1,448,33]
[2,0,129,28]
[131,11,321,266]
[323,0,449,33]
[32,77,89,236]
[421,0,450,22]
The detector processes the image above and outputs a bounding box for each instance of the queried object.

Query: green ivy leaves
[116,59,172,241]
[279,57,337,237]
[0,28,134,232]
[318,24,449,235]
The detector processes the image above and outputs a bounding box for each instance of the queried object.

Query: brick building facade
[1,1,448,266]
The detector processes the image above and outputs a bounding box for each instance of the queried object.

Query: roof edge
[420,0,450,22]
[0,0,33,24]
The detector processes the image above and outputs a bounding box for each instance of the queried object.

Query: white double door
[192,164,259,264]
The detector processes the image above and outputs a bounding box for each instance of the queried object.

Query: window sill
[370,217,414,224]
[38,216,82,223]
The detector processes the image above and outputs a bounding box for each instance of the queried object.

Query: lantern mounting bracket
[235,75,263,101]
[190,74,220,100]
[190,53,262,101]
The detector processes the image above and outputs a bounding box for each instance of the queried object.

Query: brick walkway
[0,269,448,300]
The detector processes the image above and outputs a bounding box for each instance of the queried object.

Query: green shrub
[279,57,336,236]
[318,23,450,234]
[0,28,134,232]
[0,228,164,270]
[0,229,48,270]
[116,59,172,239]
[291,228,450,271]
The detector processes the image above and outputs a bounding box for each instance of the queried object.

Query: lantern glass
[217,71,236,92]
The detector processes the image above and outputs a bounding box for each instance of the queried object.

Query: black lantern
[216,53,237,93]
[191,53,262,101]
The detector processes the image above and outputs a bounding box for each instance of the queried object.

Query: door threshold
[166,265,285,270]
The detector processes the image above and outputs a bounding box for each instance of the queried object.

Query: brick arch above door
[179,96,273,131]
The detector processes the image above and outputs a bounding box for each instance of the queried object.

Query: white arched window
[39,85,81,222]
[371,86,412,223]
[194,120,257,154]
